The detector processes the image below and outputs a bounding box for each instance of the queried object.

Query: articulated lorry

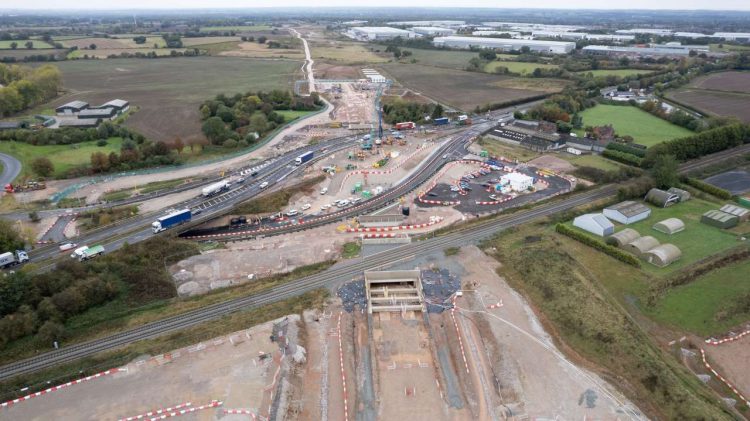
[295,151,314,165]
[202,179,230,197]
[0,250,29,268]
[79,245,105,261]
[152,208,192,233]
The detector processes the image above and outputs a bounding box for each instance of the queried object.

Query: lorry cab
[71,246,89,259]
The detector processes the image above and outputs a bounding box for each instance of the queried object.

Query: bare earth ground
[527,154,576,173]
[691,71,750,94]
[2,316,297,421]
[450,246,640,419]
[702,336,750,397]
[668,71,750,123]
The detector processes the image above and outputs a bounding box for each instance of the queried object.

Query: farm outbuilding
[719,204,749,222]
[603,201,651,224]
[624,236,660,257]
[55,100,89,115]
[78,108,117,120]
[701,210,739,229]
[645,244,682,267]
[101,99,130,114]
[645,188,680,208]
[653,218,685,235]
[573,213,614,237]
[667,187,691,202]
[607,228,641,246]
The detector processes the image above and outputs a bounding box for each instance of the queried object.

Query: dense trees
[200,90,322,146]
[644,123,750,165]
[381,99,443,124]
[649,154,679,188]
[0,219,24,252]
[30,157,54,178]
[0,237,198,349]
[0,63,62,116]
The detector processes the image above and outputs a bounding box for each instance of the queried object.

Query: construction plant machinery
[4,180,46,193]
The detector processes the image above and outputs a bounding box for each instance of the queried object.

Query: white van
[259,181,269,189]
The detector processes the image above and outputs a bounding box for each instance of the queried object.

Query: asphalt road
[0,152,21,187]
[0,144,743,380]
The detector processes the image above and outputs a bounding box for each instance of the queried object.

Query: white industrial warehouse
[433,36,575,54]
[348,26,417,41]
[410,26,456,36]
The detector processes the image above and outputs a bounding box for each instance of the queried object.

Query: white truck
[202,180,230,197]
[0,250,29,269]
[70,246,90,259]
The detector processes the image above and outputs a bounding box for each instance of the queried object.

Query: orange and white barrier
[1,368,125,409]
[705,329,750,346]
[144,400,221,420]
[700,349,749,407]
[224,408,258,419]
[337,312,349,421]
[346,216,443,232]
[119,402,193,421]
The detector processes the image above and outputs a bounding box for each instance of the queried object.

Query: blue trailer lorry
[295,151,314,165]
[152,208,192,233]
[434,117,449,126]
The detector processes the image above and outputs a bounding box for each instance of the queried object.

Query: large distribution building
[410,26,456,37]
[348,26,417,41]
[433,36,575,54]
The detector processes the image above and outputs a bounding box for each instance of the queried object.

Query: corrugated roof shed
[701,210,739,229]
[607,228,641,246]
[645,244,682,267]
[653,218,685,235]
[625,235,660,256]
[719,204,749,221]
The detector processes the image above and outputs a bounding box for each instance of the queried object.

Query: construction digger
[4,180,46,193]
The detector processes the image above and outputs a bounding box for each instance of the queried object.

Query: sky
[1,1,750,11]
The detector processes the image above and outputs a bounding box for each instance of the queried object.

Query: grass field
[573,104,693,147]
[577,69,656,78]
[218,41,304,59]
[276,110,315,121]
[313,43,388,64]
[0,40,54,49]
[199,25,272,32]
[485,60,558,75]
[375,46,477,69]
[181,36,241,46]
[381,64,552,111]
[48,57,301,143]
[0,138,123,178]
[607,198,739,275]
[709,43,750,52]
[647,259,750,335]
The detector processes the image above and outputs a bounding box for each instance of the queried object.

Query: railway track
[0,143,747,380]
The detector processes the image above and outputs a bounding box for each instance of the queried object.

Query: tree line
[381,100,443,124]
[0,237,198,349]
[200,90,322,148]
[0,63,62,117]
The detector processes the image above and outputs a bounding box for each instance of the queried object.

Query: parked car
[489,194,498,200]
[286,209,299,217]
[427,192,438,197]
[301,203,311,211]
[320,187,328,195]
[450,186,460,192]
[351,197,362,204]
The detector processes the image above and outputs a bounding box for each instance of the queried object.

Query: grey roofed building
[78,108,117,119]
[55,100,89,115]
[573,213,614,237]
[653,218,685,235]
[645,188,680,208]
[645,244,682,267]
[624,236,660,257]
[606,228,641,247]
[0,121,26,130]
[667,187,691,202]
[59,119,100,128]
[485,123,564,152]
[101,99,130,112]
[603,201,651,224]
[719,204,749,222]
[701,210,739,229]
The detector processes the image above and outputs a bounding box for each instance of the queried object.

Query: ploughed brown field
[47,57,302,144]
[379,63,561,111]
[667,71,750,123]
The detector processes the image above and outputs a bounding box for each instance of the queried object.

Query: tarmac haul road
[0,142,744,380]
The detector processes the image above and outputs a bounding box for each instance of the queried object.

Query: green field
[574,104,693,147]
[276,110,315,122]
[709,43,750,52]
[0,138,123,178]
[648,259,750,335]
[377,46,477,69]
[0,40,54,49]
[485,60,558,75]
[577,69,656,78]
[609,198,740,275]
[199,25,272,32]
